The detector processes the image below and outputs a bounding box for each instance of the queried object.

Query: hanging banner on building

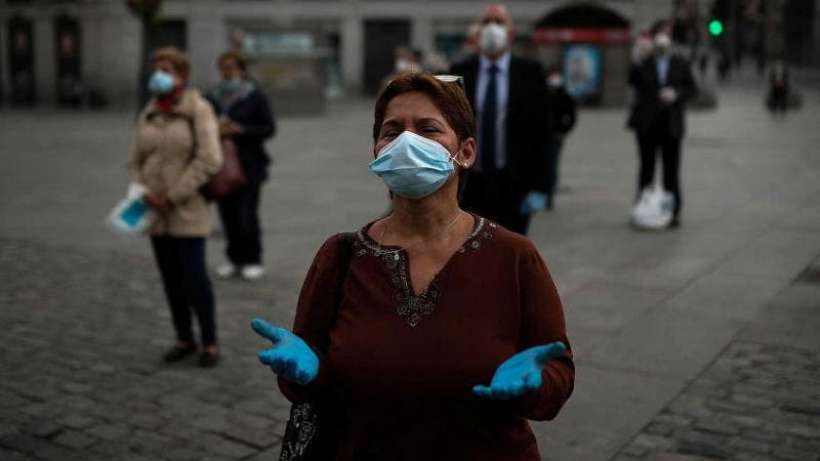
[563,44,603,102]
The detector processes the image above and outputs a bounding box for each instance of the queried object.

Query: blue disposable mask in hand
[148,70,176,95]
[368,131,460,199]
[108,196,154,234]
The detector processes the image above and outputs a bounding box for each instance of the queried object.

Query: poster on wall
[563,44,602,102]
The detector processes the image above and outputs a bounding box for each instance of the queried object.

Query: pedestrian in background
[126,47,223,366]
[627,23,697,228]
[252,72,573,460]
[450,4,551,235]
[207,51,276,281]
[767,59,789,117]
[544,66,577,209]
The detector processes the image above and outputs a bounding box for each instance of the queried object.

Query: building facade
[4,0,811,109]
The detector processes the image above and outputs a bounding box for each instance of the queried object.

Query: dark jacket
[627,54,696,139]
[207,85,276,183]
[547,86,576,138]
[450,55,551,195]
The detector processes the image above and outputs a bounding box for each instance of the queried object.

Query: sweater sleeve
[126,137,142,184]
[235,91,276,142]
[277,234,343,403]
[166,98,223,204]
[509,243,575,421]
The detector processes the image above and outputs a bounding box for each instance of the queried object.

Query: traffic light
[708,19,724,37]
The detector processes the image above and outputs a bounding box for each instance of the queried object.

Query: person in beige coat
[127,47,223,367]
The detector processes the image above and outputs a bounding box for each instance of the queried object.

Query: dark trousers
[545,137,564,204]
[150,236,217,346]
[636,126,683,219]
[218,181,263,265]
[770,87,788,113]
[461,170,530,235]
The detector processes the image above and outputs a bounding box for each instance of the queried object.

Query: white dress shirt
[475,52,510,171]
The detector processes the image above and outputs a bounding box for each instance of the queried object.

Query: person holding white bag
[627,21,696,228]
[125,47,223,367]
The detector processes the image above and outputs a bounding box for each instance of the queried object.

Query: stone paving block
[62,382,93,394]
[218,425,280,450]
[21,420,62,438]
[772,446,820,461]
[0,432,40,455]
[0,447,34,460]
[621,442,649,457]
[648,454,721,461]
[52,430,97,449]
[727,437,772,455]
[127,429,176,457]
[130,412,166,430]
[243,447,281,461]
[645,422,676,437]
[163,447,210,461]
[195,433,258,459]
[677,430,731,459]
[57,414,97,430]
[85,422,131,441]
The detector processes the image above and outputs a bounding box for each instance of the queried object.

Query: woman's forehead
[383,92,446,123]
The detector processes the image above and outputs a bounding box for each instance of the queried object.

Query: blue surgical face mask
[368,130,462,199]
[148,70,176,95]
[219,78,244,93]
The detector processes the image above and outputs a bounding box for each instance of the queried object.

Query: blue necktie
[481,65,498,173]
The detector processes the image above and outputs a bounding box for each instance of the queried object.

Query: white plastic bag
[107,183,155,235]
[631,185,674,230]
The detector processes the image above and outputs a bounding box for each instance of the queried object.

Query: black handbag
[279,233,355,461]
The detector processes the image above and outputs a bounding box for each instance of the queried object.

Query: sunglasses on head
[433,74,465,90]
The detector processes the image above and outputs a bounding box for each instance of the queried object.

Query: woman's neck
[388,187,462,240]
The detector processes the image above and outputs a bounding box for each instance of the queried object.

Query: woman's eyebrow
[416,117,445,126]
[380,119,402,130]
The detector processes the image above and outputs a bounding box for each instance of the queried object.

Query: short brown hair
[152,46,190,80]
[218,50,248,72]
[372,72,475,144]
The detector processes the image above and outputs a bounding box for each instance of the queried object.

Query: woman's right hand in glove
[251,318,319,385]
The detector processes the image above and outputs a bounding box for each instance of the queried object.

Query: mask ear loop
[449,142,467,168]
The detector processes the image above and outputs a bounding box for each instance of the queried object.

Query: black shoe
[198,350,220,368]
[163,343,197,363]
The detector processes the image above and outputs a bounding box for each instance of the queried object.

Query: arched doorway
[533,3,632,106]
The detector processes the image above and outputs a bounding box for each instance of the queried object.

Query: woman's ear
[456,137,477,168]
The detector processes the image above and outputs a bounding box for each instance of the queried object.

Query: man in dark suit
[450,4,550,235]
[628,26,696,227]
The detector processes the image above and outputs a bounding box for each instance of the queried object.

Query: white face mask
[548,74,563,88]
[654,34,672,55]
[479,23,508,56]
[395,59,413,72]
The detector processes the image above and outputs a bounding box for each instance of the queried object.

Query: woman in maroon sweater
[253,72,574,460]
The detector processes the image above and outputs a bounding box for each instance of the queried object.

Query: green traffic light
[709,19,724,36]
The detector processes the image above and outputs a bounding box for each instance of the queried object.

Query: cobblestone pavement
[0,238,290,460]
[616,341,820,461]
[1,72,819,460]
[613,257,820,461]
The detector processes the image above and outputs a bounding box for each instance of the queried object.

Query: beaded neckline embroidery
[355,217,496,327]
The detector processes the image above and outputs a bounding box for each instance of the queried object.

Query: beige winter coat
[127,89,222,237]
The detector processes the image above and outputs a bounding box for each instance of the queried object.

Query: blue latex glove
[473,342,566,400]
[520,191,548,215]
[251,318,319,385]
